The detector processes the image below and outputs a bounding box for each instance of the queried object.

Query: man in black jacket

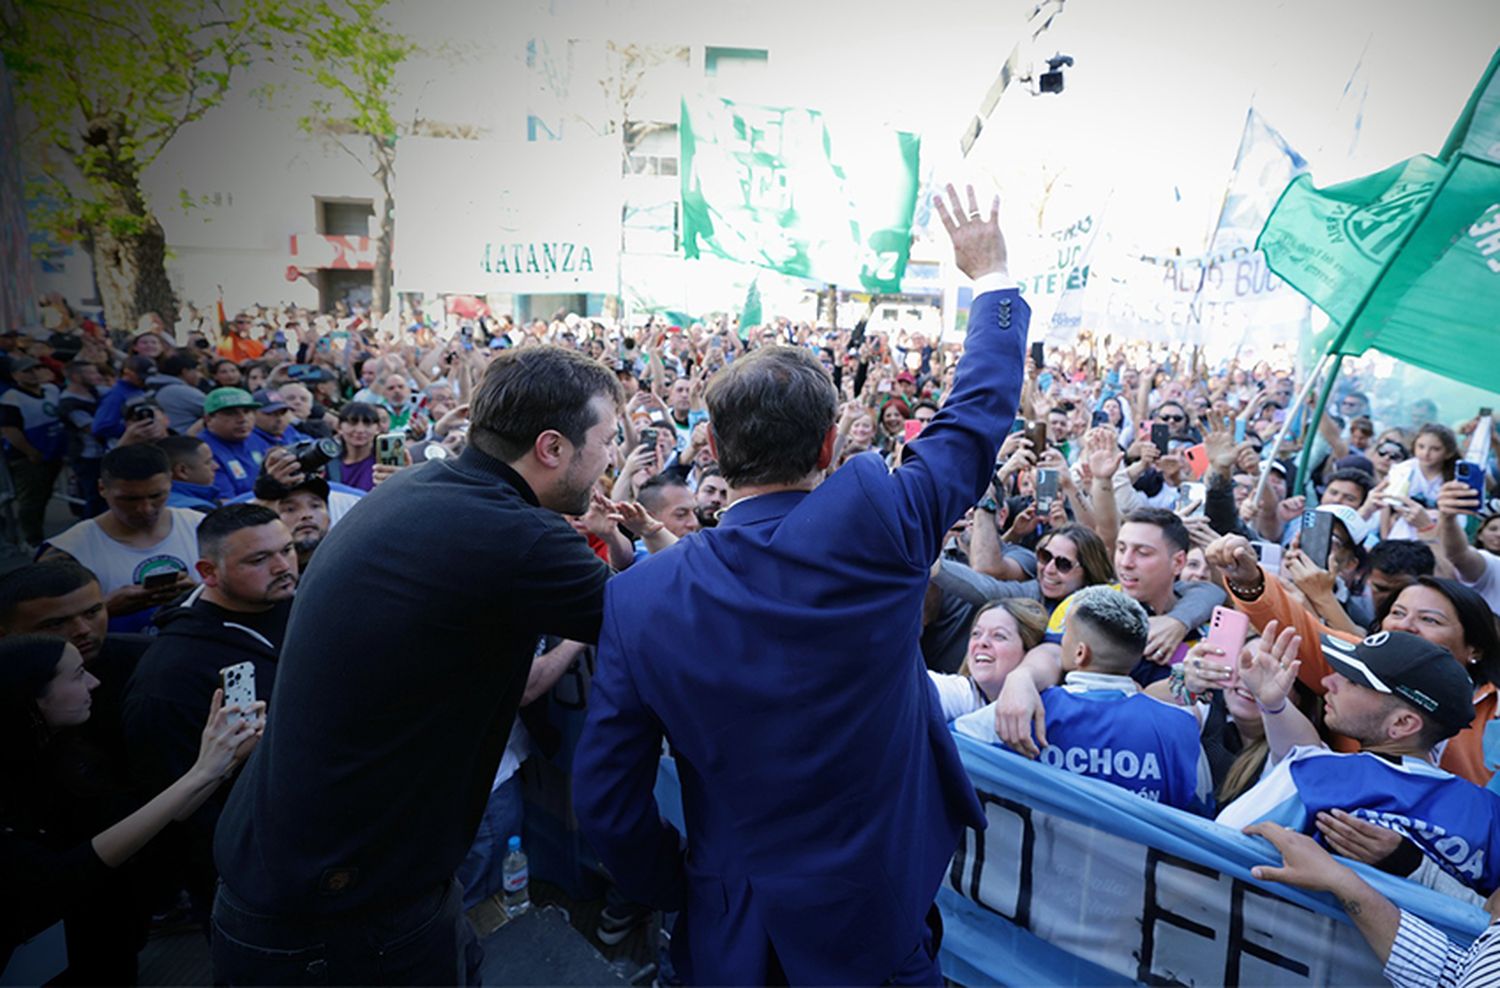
[122,503,297,908]
[212,346,621,986]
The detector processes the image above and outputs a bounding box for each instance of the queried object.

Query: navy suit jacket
[573,288,1029,985]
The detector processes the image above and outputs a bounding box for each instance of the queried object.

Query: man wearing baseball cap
[254,472,335,570]
[1218,625,1500,899]
[201,387,272,501]
[251,389,309,448]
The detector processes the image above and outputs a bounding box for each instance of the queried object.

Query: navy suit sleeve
[883,289,1029,567]
[572,589,686,911]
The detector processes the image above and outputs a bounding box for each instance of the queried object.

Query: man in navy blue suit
[574,184,1029,985]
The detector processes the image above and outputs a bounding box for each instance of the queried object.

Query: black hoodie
[121,588,290,898]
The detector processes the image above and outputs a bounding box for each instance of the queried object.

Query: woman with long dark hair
[1,636,262,983]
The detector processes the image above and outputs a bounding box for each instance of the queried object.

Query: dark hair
[211,358,240,375]
[0,561,100,623]
[913,400,939,415]
[637,472,691,513]
[123,355,156,379]
[157,434,208,469]
[1038,524,1115,589]
[1350,415,1374,434]
[100,443,169,483]
[1367,539,1436,578]
[698,465,724,482]
[63,360,96,381]
[1414,423,1461,476]
[338,401,382,425]
[1325,467,1375,498]
[1120,507,1191,553]
[0,634,73,823]
[198,503,283,562]
[160,351,199,377]
[705,346,837,487]
[1414,576,1499,689]
[469,346,623,462]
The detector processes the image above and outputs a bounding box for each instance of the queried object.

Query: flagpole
[1290,157,1461,490]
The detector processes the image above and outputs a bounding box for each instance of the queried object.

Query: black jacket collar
[456,445,540,507]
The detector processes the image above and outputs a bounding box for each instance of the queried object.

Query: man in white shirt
[41,444,202,634]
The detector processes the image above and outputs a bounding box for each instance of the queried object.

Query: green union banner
[1256,48,1500,393]
[680,97,920,293]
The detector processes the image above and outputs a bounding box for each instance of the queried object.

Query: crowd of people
[3,195,1500,984]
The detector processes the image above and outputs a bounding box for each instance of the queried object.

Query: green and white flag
[1257,48,1500,393]
[680,97,920,293]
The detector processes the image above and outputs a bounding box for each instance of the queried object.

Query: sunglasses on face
[1376,445,1407,458]
[1159,413,1185,423]
[1036,546,1077,574]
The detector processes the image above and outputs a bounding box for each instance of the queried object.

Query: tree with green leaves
[273,0,412,319]
[0,0,274,332]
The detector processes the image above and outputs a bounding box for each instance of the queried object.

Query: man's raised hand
[933,183,1007,281]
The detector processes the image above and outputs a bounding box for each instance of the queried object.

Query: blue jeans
[210,878,477,986]
[456,775,525,910]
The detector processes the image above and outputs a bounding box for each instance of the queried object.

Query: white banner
[395,136,622,294]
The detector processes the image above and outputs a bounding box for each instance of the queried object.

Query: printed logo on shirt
[228,460,247,479]
[131,556,189,584]
[1351,808,1487,884]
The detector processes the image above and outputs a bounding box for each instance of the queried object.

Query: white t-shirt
[928,671,986,722]
[1387,459,1445,540]
[1459,549,1500,619]
[47,507,204,595]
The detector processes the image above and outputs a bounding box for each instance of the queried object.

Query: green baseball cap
[203,387,260,415]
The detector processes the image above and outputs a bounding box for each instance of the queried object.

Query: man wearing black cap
[0,354,66,543]
[253,470,332,569]
[1218,624,1498,898]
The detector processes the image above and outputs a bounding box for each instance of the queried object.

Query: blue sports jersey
[955,674,1215,817]
[1218,746,1500,895]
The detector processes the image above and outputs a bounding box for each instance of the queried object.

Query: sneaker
[595,900,651,946]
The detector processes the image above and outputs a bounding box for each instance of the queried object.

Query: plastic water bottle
[501,835,531,918]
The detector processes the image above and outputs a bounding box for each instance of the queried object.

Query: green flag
[1257,49,1500,393]
[680,97,920,293]
[738,277,761,341]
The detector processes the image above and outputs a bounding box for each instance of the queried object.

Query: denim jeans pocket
[370,882,463,984]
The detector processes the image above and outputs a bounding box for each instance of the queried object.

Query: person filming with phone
[1,635,264,984]
[123,504,298,916]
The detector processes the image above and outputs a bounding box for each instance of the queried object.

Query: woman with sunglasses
[933,523,1112,616]
[1208,532,1500,787]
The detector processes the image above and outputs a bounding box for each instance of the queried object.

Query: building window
[317,199,374,237]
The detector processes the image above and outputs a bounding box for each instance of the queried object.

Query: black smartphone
[1030,341,1045,368]
[638,427,658,449]
[1480,406,1493,418]
[1302,510,1335,570]
[1091,409,1110,426]
[1151,423,1170,456]
[141,570,179,592]
[1026,421,1049,455]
